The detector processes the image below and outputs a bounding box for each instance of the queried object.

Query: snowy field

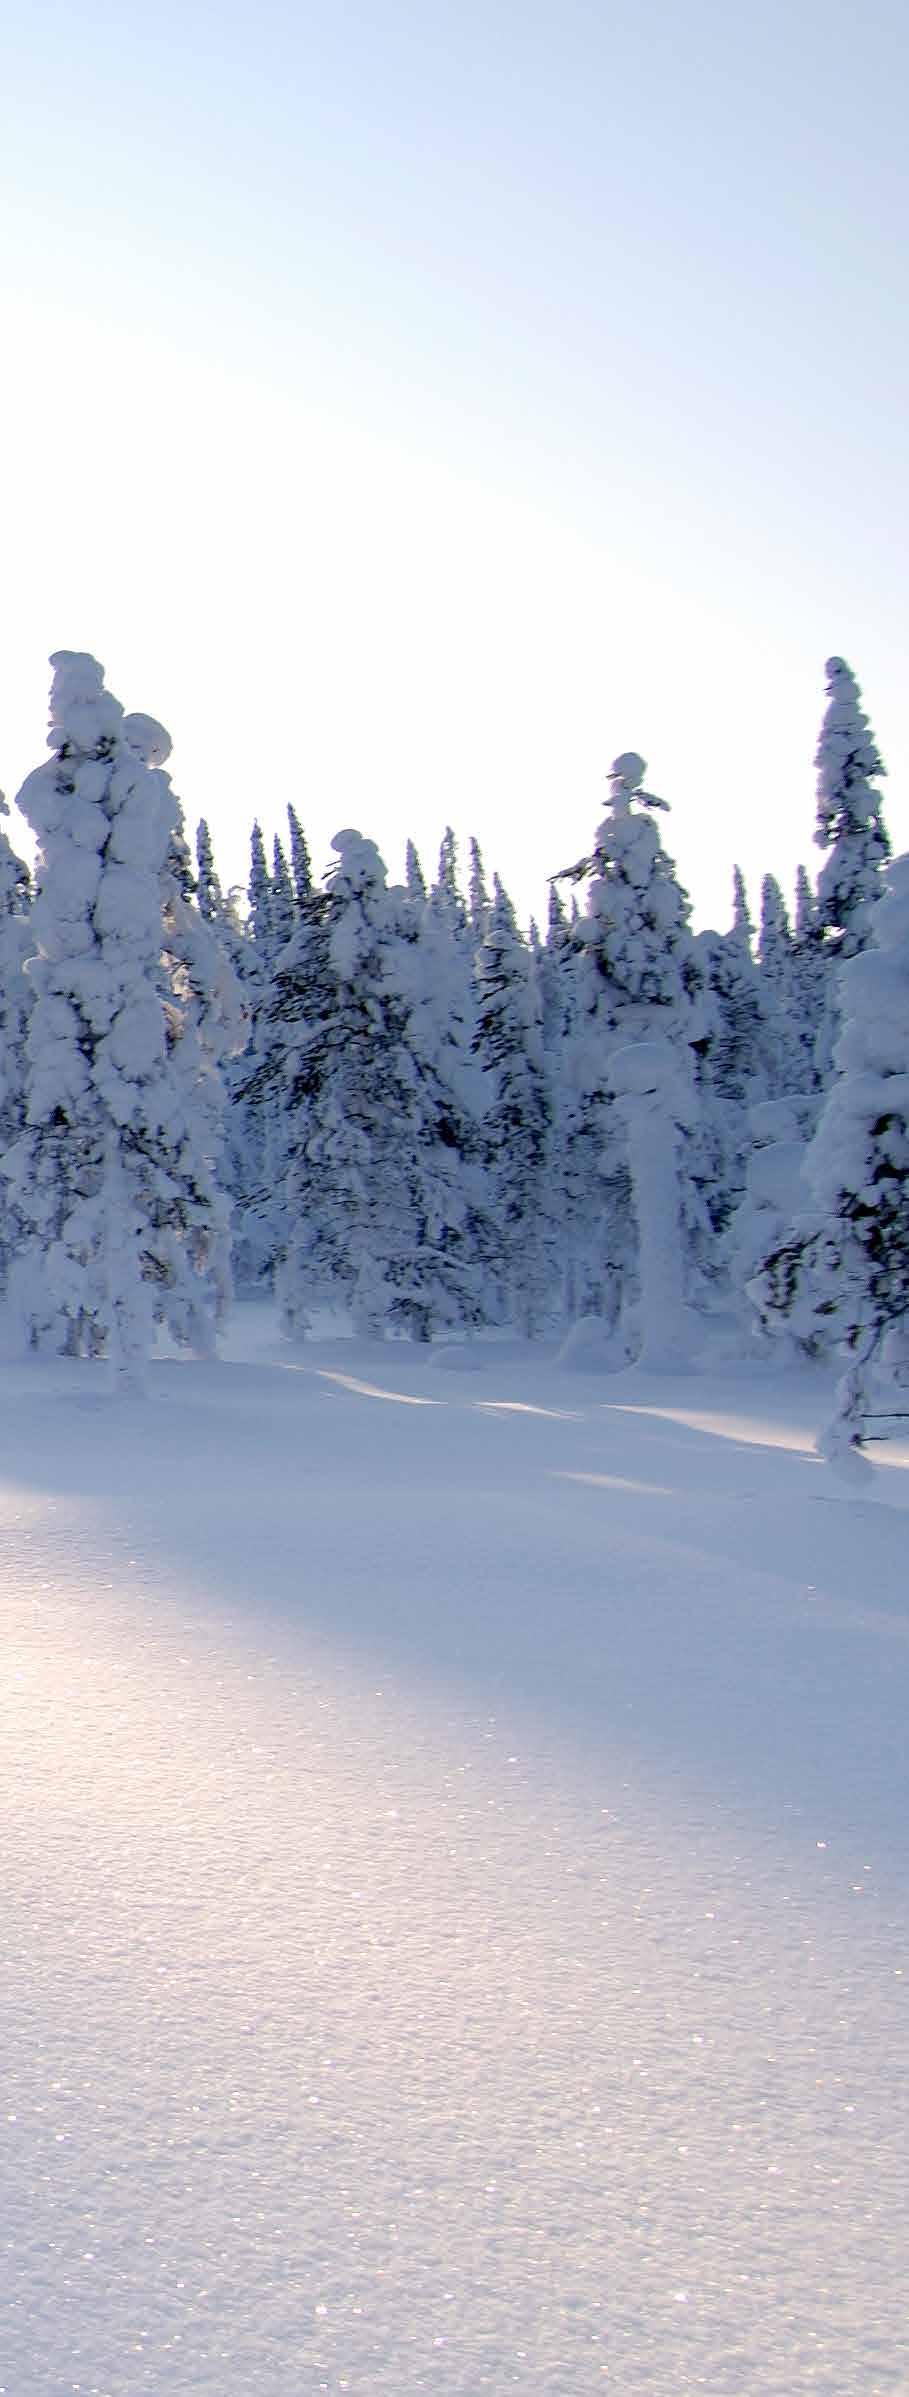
[2,1307,908,2397]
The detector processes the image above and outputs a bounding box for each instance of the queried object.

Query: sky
[1,0,906,930]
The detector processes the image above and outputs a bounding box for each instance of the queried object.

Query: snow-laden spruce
[788,864,827,1086]
[814,657,889,960]
[2,655,235,1384]
[0,797,34,1294]
[271,835,295,953]
[755,872,815,1090]
[287,804,313,913]
[226,822,289,1287]
[694,901,780,1264]
[557,753,712,1354]
[472,876,555,1335]
[750,853,909,1470]
[128,719,247,1349]
[278,829,481,1341]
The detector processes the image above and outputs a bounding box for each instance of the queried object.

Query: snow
[2,1312,908,2394]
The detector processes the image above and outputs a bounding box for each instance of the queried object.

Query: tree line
[0,648,904,1464]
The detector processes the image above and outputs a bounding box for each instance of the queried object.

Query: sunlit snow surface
[2,1312,908,2395]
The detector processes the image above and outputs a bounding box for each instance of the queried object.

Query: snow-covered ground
[3,1309,908,2395]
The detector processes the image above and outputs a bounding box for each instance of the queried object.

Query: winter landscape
[1,645,908,2392]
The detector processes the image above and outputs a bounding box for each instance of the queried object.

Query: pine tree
[751,854,909,1472]
[268,859,336,1328]
[756,873,812,1093]
[405,840,427,906]
[192,817,261,1282]
[195,818,223,923]
[271,835,295,952]
[758,874,791,996]
[789,864,827,1087]
[794,864,813,945]
[473,877,554,1335]
[731,865,753,952]
[814,656,889,960]
[247,821,272,961]
[286,804,313,911]
[556,752,710,1345]
[278,830,479,1341]
[695,913,780,1247]
[468,837,491,941]
[3,653,222,1384]
[538,883,575,1055]
[229,822,285,1285]
[125,714,245,1350]
[0,797,34,1293]
[431,826,468,939]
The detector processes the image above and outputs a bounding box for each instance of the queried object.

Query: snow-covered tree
[0,797,34,1290]
[788,864,828,1087]
[695,913,780,1250]
[195,817,222,923]
[750,854,909,1469]
[556,752,711,1345]
[125,714,246,1349]
[755,874,810,1093]
[229,822,286,1285]
[278,830,480,1341]
[538,882,575,1055]
[287,804,313,912]
[271,835,296,952]
[2,653,224,1385]
[758,874,791,995]
[814,656,889,960]
[247,821,272,961]
[473,876,554,1334]
[468,836,491,942]
[267,856,336,1316]
[731,864,753,951]
[431,826,468,941]
[564,753,704,1039]
[192,816,264,1280]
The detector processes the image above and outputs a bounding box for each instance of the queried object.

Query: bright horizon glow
[1,0,906,930]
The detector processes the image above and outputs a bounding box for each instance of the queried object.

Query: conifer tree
[3,653,223,1384]
[125,715,245,1348]
[758,871,833,1096]
[731,865,754,952]
[278,830,479,1341]
[695,912,780,1240]
[468,836,491,941]
[247,822,272,961]
[537,884,575,1054]
[287,804,313,911]
[557,752,710,1341]
[192,816,262,1279]
[789,865,827,1087]
[473,877,554,1334]
[228,822,288,1285]
[431,826,468,938]
[405,840,427,905]
[814,656,889,959]
[758,874,791,996]
[0,797,34,1292]
[271,835,295,952]
[195,818,223,923]
[751,855,909,1471]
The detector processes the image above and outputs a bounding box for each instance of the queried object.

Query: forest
[0,647,905,1466]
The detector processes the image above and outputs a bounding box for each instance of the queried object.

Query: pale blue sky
[1,0,906,927]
